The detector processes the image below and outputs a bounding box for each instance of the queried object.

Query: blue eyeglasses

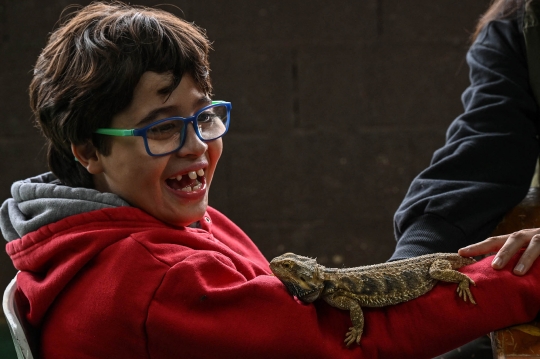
[95,101,231,156]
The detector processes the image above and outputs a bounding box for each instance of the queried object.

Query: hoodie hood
[1,172,129,241]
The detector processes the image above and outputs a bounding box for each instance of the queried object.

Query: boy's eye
[146,120,182,140]
[155,123,177,131]
[198,113,218,123]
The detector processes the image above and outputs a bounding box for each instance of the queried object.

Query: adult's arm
[392,17,540,261]
[146,251,540,359]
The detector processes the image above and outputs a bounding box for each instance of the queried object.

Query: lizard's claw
[344,327,362,347]
[456,278,476,305]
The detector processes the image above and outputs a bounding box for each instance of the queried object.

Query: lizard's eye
[283,263,291,268]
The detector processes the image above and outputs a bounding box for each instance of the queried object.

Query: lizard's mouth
[283,282,322,303]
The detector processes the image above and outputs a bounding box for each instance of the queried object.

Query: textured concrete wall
[0,0,491,291]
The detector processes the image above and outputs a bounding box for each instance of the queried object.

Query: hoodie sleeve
[392,17,540,260]
[146,251,540,359]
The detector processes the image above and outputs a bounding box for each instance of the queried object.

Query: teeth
[193,183,202,190]
[170,169,204,181]
[181,186,192,192]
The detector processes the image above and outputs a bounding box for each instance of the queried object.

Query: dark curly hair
[30,1,212,188]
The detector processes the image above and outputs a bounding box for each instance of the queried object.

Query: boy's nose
[177,122,207,156]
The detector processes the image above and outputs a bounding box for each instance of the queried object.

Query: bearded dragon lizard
[269,252,476,346]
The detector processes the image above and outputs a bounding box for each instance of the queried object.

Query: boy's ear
[71,141,104,175]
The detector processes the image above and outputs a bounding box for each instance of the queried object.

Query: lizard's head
[269,253,324,303]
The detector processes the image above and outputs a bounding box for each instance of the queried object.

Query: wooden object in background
[492,323,540,359]
[491,188,540,237]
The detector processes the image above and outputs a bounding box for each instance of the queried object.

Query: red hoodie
[6,205,540,358]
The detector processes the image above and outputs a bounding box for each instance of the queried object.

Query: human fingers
[458,235,509,257]
[489,228,540,271]
[512,232,540,275]
[459,228,540,271]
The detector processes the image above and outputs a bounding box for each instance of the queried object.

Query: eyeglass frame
[94,101,231,157]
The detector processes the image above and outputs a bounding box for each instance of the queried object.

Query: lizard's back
[322,253,475,307]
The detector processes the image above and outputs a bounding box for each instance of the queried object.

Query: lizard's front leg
[429,259,476,304]
[324,293,364,346]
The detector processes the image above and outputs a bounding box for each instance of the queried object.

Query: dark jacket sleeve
[392,17,540,261]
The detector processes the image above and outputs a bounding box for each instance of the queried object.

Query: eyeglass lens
[145,104,228,155]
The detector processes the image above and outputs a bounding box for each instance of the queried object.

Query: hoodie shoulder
[1,172,129,241]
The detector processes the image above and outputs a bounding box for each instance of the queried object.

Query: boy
[3,2,540,358]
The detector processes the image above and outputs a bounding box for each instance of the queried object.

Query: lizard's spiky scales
[270,252,477,346]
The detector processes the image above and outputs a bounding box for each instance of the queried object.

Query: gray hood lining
[1,172,129,241]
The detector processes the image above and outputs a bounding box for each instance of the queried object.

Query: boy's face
[92,72,222,226]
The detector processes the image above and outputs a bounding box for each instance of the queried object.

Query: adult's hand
[458,228,540,275]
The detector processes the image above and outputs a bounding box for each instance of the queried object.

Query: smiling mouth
[166,168,206,192]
